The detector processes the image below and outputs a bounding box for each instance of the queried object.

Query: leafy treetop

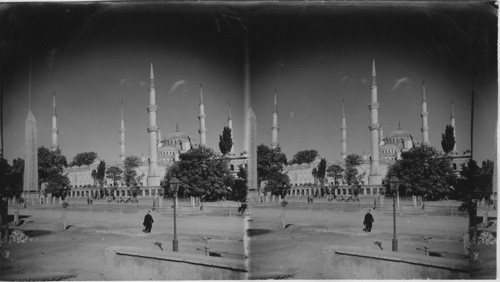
[290,149,318,165]
[164,147,234,201]
[219,126,233,155]
[385,145,456,200]
[70,151,97,167]
[455,159,494,227]
[441,125,456,154]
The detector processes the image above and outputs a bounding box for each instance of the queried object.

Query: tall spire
[340,99,347,160]
[147,63,160,186]
[450,100,457,154]
[198,82,207,147]
[50,91,59,151]
[119,101,126,161]
[421,80,430,146]
[228,102,234,155]
[271,89,279,149]
[368,60,382,185]
[248,107,258,193]
[24,110,38,192]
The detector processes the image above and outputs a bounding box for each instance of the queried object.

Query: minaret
[379,124,385,146]
[450,100,457,154]
[50,91,59,151]
[368,60,382,185]
[340,99,347,160]
[270,89,279,149]
[147,63,160,186]
[421,80,430,146]
[228,102,234,155]
[119,101,126,161]
[198,83,207,147]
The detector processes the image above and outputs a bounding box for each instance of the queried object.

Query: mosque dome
[165,131,190,142]
[386,129,412,140]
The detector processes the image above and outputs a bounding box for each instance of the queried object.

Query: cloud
[391,77,411,91]
[169,80,187,94]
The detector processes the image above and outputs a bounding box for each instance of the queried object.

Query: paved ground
[248,202,470,279]
[0,203,245,281]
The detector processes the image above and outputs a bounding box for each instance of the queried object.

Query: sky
[1,2,497,166]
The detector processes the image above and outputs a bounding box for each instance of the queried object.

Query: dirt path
[248,206,468,279]
[0,207,245,281]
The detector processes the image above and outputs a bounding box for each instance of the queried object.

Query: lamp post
[170,177,179,252]
[390,176,400,252]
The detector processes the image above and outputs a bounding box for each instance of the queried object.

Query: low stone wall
[104,246,247,280]
[323,245,469,279]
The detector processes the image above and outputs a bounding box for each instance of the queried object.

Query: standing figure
[363,209,374,232]
[143,211,154,233]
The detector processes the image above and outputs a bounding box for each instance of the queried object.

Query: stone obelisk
[147,63,160,187]
[368,60,382,185]
[421,80,430,146]
[450,100,457,154]
[24,110,38,192]
[248,107,258,194]
[119,101,126,161]
[341,99,347,160]
[228,102,234,155]
[50,91,58,151]
[270,90,279,149]
[198,83,207,148]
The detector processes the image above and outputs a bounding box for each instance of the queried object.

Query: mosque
[38,60,467,198]
[281,61,469,196]
[63,63,247,198]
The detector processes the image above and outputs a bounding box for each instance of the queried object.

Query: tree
[218,126,233,155]
[262,166,290,197]
[38,147,68,189]
[164,147,234,201]
[441,125,456,154]
[344,154,365,186]
[106,166,123,187]
[385,146,456,200]
[257,144,287,186]
[9,158,24,196]
[123,156,143,191]
[455,159,494,228]
[312,158,327,186]
[290,149,318,165]
[69,151,97,167]
[96,160,106,188]
[327,164,344,186]
[44,172,71,199]
[231,166,248,213]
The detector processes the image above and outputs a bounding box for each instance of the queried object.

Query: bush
[476,231,496,245]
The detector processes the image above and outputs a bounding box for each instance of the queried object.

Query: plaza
[247,197,494,279]
[0,198,246,280]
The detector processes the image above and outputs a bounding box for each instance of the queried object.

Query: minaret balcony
[147,125,159,133]
[51,129,59,134]
[369,102,380,109]
[147,105,158,112]
[369,123,380,131]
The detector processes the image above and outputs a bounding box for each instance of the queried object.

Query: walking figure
[363,209,374,232]
[143,211,154,233]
